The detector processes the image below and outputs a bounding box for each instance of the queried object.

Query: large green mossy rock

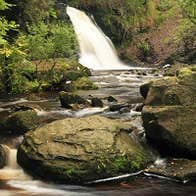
[141,66,196,106]
[141,66,196,158]
[0,110,39,135]
[17,115,151,184]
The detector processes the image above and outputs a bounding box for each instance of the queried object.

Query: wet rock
[141,66,196,158]
[0,110,39,135]
[59,91,87,109]
[107,96,117,102]
[18,115,151,184]
[140,82,152,99]
[109,103,131,112]
[91,97,103,107]
[0,144,8,168]
[145,159,196,182]
[133,103,144,112]
[119,107,131,114]
[142,105,196,158]
[11,103,42,112]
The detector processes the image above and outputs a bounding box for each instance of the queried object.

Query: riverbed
[0,69,196,195]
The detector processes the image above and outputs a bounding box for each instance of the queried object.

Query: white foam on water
[36,109,73,117]
[7,180,92,196]
[154,158,167,168]
[74,107,108,118]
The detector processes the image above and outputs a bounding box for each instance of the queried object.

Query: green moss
[177,66,196,86]
[177,68,193,77]
[93,151,147,177]
[0,110,39,135]
[65,71,87,81]
[191,66,196,71]
[73,77,98,90]
[112,156,131,172]
[130,151,145,170]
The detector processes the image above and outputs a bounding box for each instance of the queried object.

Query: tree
[22,21,77,88]
[0,0,23,93]
[3,0,56,31]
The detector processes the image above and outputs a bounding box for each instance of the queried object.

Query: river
[0,69,196,195]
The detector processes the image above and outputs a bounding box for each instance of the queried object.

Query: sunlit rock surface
[18,115,151,183]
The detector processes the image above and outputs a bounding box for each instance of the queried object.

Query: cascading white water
[66,6,131,70]
[0,146,30,180]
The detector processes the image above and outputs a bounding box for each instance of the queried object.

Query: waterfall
[66,6,131,70]
[0,146,30,180]
[6,148,18,169]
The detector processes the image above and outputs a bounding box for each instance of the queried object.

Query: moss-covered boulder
[17,115,151,184]
[59,91,87,109]
[141,66,196,158]
[0,144,8,168]
[142,105,196,158]
[142,67,196,106]
[0,110,39,135]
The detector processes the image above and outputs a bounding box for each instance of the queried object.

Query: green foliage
[0,1,27,93]
[4,0,56,30]
[17,21,78,91]
[157,0,173,11]
[136,39,156,63]
[178,0,196,24]
[168,18,196,60]
[137,42,150,54]
[0,0,10,11]
[24,22,77,62]
[0,0,17,45]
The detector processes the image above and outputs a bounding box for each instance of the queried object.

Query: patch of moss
[73,77,98,90]
[0,110,39,135]
[91,151,147,178]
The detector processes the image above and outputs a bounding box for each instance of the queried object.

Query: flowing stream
[0,70,196,195]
